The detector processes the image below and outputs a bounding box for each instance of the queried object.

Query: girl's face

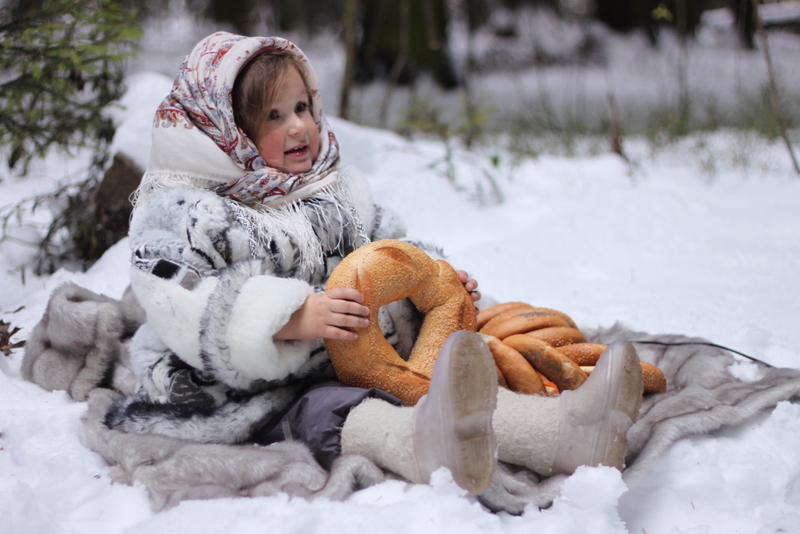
[255,66,320,174]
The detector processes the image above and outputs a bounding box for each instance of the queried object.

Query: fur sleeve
[129,187,318,390]
[340,164,408,242]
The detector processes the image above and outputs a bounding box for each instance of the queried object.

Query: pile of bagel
[325,239,666,405]
[477,302,666,396]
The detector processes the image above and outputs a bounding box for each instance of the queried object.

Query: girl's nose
[288,113,305,136]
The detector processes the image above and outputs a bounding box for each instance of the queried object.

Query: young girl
[106,32,643,497]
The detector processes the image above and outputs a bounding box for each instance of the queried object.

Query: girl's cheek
[311,130,321,162]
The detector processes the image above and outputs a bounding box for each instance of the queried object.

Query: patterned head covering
[149,31,339,206]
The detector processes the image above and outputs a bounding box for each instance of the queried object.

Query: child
[106,32,643,496]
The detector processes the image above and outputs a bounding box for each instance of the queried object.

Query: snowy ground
[2,10,800,534]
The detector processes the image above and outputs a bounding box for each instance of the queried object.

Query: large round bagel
[324,240,477,405]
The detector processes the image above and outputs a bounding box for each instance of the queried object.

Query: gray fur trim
[195,256,334,391]
[196,257,271,390]
[104,383,302,444]
[371,205,407,242]
[108,305,336,444]
[379,299,423,361]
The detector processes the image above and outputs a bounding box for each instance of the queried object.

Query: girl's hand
[274,287,370,341]
[456,270,481,302]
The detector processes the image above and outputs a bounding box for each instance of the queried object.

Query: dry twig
[1,319,25,356]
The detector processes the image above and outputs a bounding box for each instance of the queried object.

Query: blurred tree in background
[589,0,756,46]
[197,0,459,89]
[197,0,341,34]
[0,0,141,172]
[353,0,457,89]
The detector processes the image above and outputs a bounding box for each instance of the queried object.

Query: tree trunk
[339,0,359,120]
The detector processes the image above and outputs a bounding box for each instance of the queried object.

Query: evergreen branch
[0,0,141,172]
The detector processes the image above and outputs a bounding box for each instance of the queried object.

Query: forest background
[2,0,798,274]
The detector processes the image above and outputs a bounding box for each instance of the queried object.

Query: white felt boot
[493,387,560,475]
[341,331,498,495]
[552,340,643,474]
[494,340,643,476]
[341,398,423,482]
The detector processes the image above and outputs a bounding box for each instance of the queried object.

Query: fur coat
[106,166,437,443]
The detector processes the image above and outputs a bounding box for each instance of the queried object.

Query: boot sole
[594,341,643,469]
[414,331,498,495]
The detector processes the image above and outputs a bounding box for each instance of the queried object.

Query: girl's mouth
[285,145,308,157]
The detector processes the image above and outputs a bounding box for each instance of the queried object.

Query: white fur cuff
[224,275,315,382]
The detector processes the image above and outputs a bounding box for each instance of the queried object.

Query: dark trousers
[251,381,402,470]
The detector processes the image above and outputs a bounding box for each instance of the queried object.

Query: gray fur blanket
[21,282,800,514]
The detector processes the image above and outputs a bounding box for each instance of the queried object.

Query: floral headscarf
[148,31,339,207]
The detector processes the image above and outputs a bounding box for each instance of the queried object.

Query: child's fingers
[329,297,370,318]
[322,325,359,341]
[322,311,369,340]
[456,270,479,291]
[329,310,369,328]
[325,287,369,317]
[325,287,364,303]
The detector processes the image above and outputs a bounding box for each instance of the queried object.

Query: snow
[2,11,800,534]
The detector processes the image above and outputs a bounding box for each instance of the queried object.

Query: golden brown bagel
[325,240,476,405]
[524,326,587,347]
[478,304,578,333]
[480,334,546,395]
[527,306,578,330]
[476,302,536,330]
[503,334,588,391]
[581,362,667,394]
[555,342,608,366]
[640,362,667,393]
[495,366,509,389]
[480,311,569,340]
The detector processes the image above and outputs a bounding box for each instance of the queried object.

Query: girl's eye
[295,101,308,113]
[268,110,279,121]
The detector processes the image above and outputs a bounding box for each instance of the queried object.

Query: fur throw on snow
[82,388,385,511]
[479,324,800,513]
[20,283,143,401]
[21,285,800,514]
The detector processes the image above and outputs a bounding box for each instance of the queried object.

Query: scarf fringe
[134,170,367,283]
